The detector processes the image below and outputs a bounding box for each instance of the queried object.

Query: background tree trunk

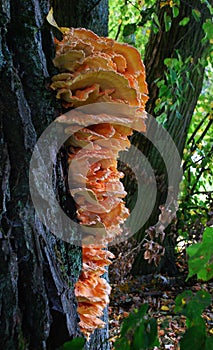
[129,0,211,276]
[0,1,109,349]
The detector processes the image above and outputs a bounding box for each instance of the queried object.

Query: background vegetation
[107,1,213,349]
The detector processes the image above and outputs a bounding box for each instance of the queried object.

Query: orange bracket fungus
[51,27,148,338]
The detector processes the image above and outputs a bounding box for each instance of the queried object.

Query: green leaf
[180,326,207,350]
[164,13,172,32]
[159,84,169,97]
[170,69,177,83]
[145,318,159,348]
[172,6,179,18]
[120,304,148,336]
[179,17,190,26]
[152,24,159,34]
[192,9,201,21]
[123,23,137,36]
[164,57,180,68]
[156,113,167,125]
[203,19,213,41]
[152,13,161,28]
[205,336,213,349]
[114,337,131,350]
[186,227,213,281]
[116,304,159,350]
[175,290,211,323]
[59,337,86,350]
[132,323,146,349]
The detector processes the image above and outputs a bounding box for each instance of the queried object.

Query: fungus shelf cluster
[51,28,148,338]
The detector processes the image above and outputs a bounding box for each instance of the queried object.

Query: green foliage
[108,0,156,55]
[175,290,211,322]
[186,227,213,281]
[201,0,213,15]
[177,59,213,247]
[114,303,159,349]
[123,23,137,36]
[108,2,213,349]
[180,326,213,350]
[203,19,213,42]
[179,16,190,26]
[175,290,212,350]
[192,9,201,21]
[154,53,193,124]
[172,6,179,18]
[163,13,172,32]
[57,337,86,350]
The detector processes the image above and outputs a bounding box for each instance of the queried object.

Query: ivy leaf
[186,227,213,281]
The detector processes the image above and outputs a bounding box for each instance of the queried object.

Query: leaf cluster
[114,303,159,350]
[175,289,213,350]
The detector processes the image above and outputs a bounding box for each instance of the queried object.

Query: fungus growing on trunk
[51,27,148,338]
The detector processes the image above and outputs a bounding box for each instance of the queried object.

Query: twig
[187,113,209,146]
[115,20,123,41]
[113,236,147,262]
[191,118,213,152]
[126,0,141,11]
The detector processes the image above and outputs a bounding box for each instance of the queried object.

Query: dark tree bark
[129,0,211,276]
[0,1,109,350]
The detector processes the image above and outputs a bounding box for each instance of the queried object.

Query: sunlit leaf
[179,17,190,26]
[172,6,179,18]
[203,19,213,41]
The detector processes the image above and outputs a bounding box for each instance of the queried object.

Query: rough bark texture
[52,0,108,36]
[130,0,211,275]
[0,1,109,350]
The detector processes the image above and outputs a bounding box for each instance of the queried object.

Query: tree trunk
[0,1,109,350]
[130,0,211,276]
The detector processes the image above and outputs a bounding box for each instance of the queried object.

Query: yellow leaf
[46,7,69,34]
[182,298,186,305]
[160,1,169,8]
[161,305,169,311]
